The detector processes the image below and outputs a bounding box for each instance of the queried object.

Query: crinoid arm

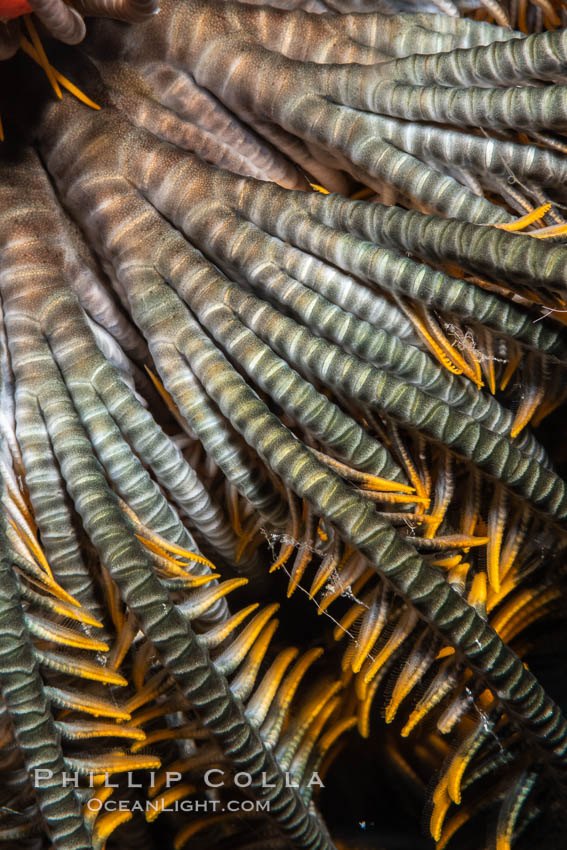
[1,2,567,849]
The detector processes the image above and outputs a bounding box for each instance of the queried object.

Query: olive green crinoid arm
[157,163,560,462]
[84,0,567,224]
[39,106,560,496]
[84,0,537,222]
[0,156,338,850]
[303,194,567,300]
[24,359,337,850]
[0,152,240,614]
[127,309,567,761]
[83,1,565,314]
[32,95,567,772]
[380,26,567,86]
[0,3,565,846]
[64,259,567,767]
[151,340,293,532]
[103,60,312,191]
[38,99,561,478]
[0,511,92,850]
[226,179,567,364]
[0,365,341,849]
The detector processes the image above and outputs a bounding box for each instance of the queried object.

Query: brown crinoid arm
[26,0,87,44]
[82,0,567,222]
[71,0,160,21]
[0,149,242,615]
[0,0,159,86]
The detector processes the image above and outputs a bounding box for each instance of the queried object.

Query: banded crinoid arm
[0,149,247,619]
[208,173,567,437]
[40,100,564,483]
[0,426,346,850]
[2,322,337,850]
[303,191,567,304]
[0,502,92,849]
[1,1,565,848]
[0,0,159,40]
[0,438,166,849]
[33,87,567,780]
[86,0,567,222]
[0,0,159,84]
[313,430,567,846]
[100,58,315,191]
[96,545,355,850]
[234,0,480,12]
[71,0,161,21]
[169,164,567,445]
[98,515,367,847]
[0,151,340,848]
